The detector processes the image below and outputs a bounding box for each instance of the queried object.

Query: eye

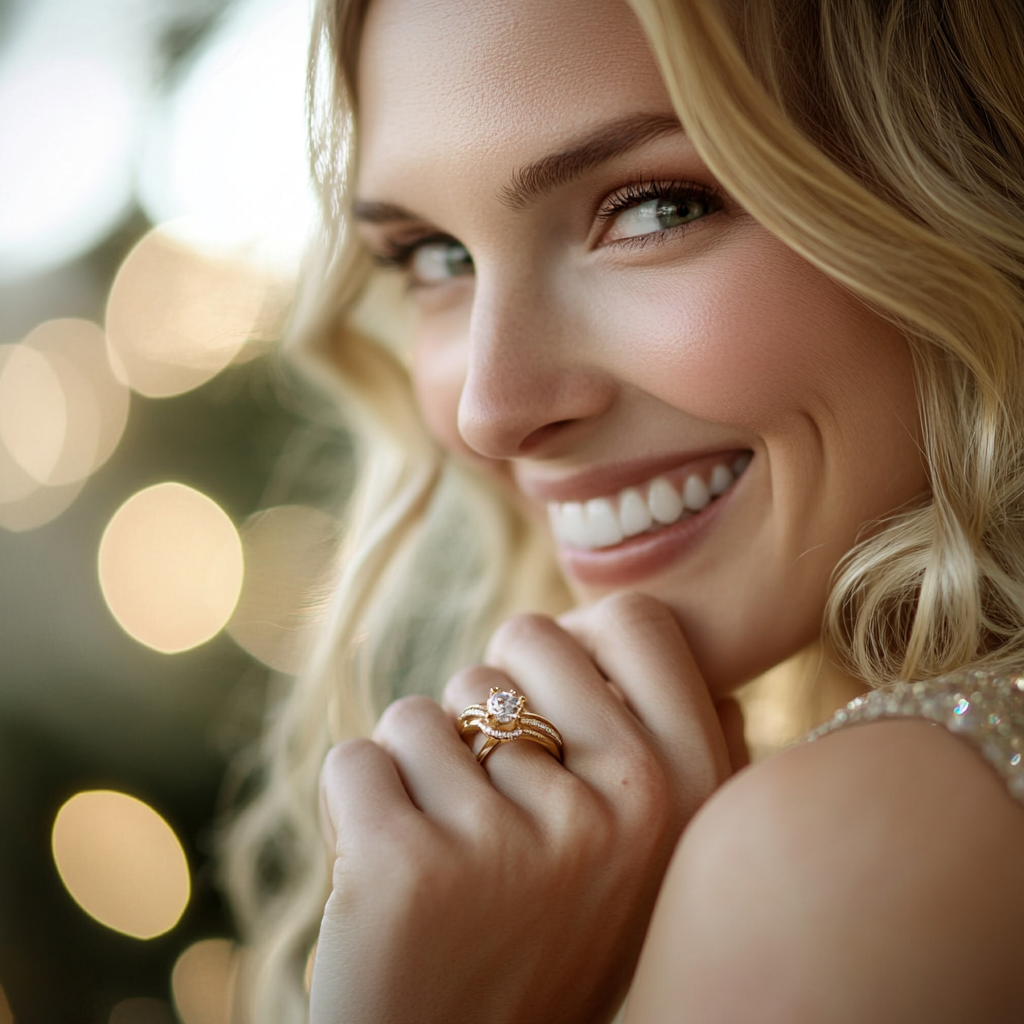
[372,233,475,287]
[600,182,721,245]
[409,239,474,284]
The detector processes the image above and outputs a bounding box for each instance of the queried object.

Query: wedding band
[458,687,563,764]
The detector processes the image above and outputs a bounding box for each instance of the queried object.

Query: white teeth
[619,488,652,537]
[682,474,711,511]
[559,501,587,547]
[584,497,624,547]
[547,453,752,551]
[710,463,734,496]
[648,477,684,524]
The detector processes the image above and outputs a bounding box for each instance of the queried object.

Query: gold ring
[458,687,563,764]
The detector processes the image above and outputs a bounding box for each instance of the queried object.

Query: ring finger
[443,663,579,812]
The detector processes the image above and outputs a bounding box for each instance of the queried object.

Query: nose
[456,279,617,459]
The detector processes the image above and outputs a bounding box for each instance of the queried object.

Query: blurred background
[0,0,350,1020]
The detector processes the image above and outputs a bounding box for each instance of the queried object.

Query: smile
[547,452,752,551]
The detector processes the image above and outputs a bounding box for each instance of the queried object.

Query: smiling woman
[220,1,1024,1021]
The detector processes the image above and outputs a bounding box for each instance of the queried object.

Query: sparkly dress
[805,669,1024,802]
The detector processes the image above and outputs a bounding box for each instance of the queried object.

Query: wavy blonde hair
[220,1,1024,1019]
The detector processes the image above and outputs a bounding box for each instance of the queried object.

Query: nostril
[519,420,575,453]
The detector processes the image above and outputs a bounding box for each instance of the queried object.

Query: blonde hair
[220,1,1024,1019]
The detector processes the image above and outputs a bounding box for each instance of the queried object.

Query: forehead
[356,0,673,203]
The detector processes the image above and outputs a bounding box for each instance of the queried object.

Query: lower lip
[555,484,734,587]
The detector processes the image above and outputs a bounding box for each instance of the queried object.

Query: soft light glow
[137,0,316,272]
[0,980,12,1024]
[105,224,288,398]
[51,791,190,940]
[98,483,244,653]
[171,939,237,1024]
[0,54,135,279]
[22,318,130,483]
[0,319,129,532]
[227,505,337,674]
[0,476,86,533]
[108,997,175,1024]
[0,391,41,508]
[0,343,67,483]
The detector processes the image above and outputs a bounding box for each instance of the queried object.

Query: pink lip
[554,464,745,587]
[516,448,750,504]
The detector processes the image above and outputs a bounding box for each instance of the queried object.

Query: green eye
[613,197,713,239]
[410,241,474,284]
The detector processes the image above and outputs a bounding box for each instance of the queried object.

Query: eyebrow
[499,111,683,210]
[351,111,684,224]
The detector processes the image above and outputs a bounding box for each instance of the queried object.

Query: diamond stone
[487,690,521,723]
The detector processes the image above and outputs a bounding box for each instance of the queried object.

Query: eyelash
[371,232,460,271]
[369,178,724,272]
[597,178,722,227]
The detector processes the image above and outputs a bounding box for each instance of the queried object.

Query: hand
[310,592,738,1024]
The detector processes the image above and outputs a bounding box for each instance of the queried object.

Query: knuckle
[487,612,556,656]
[374,693,438,738]
[620,756,675,832]
[321,737,379,782]
[604,733,675,824]
[470,791,525,839]
[547,782,616,860]
[543,773,601,830]
[443,663,503,707]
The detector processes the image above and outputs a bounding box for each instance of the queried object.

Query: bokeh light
[22,318,130,483]
[0,343,67,484]
[51,791,190,940]
[138,0,315,272]
[0,474,85,533]
[171,939,237,1024]
[108,997,175,1024]
[227,505,338,674]
[105,224,290,398]
[0,341,84,533]
[98,482,244,653]
[0,54,135,279]
[0,319,130,532]
[0,0,322,1012]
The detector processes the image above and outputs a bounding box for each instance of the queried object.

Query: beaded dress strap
[805,670,1024,804]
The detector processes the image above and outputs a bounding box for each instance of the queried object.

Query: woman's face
[354,0,927,692]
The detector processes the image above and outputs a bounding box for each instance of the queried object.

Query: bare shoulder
[625,718,1024,1024]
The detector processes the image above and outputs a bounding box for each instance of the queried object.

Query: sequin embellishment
[805,670,1024,802]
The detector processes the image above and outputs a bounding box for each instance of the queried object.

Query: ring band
[458,687,563,764]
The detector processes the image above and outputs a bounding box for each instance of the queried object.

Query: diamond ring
[458,687,564,764]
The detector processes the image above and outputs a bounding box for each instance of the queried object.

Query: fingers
[557,593,732,796]
[443,663,578,816]
[341,593,732,859]
[481,613,638,734]
[558,593,707,732]
[319,737,423,857]
[447,612,678,815]
[371,694,515,831]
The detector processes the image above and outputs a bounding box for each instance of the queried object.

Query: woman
[222,0,1024,1020]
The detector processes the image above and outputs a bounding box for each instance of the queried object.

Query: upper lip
[515,448,750,504]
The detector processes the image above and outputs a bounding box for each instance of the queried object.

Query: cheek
[412,334,469,456]
[594,235,912,438]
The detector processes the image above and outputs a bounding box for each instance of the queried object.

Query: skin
[311,0,1024,1020]
[352,0,925,692]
